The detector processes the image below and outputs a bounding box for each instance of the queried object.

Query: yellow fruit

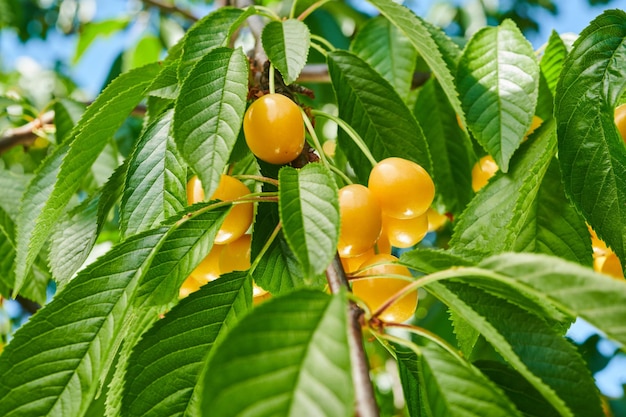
[219,234,251,274]
[191,245,223,283]
[179,275,204,298]
[382,212,428,248]
[471,155,499,192]
[614,103,626,142]
[337,184,383,257]
[352,253,417,323]
[594,252,624,280]
[368,158,435,219]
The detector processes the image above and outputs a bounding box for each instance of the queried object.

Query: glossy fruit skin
[340,248,375,274]
[471,155,499,192]
[382,212,428,248]
[352,254,417,323]
[243,93,305,165]
[220,234,251,273]
[427,207,448,232]
[337,184,383,257]
[187,175,254,245]
[179,275,204,298]
[191,244,223,283]
[368,158,435,219]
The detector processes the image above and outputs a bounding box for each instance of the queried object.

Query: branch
[141,0,198,22]
[326,255,380,417]
[0,111,54,154]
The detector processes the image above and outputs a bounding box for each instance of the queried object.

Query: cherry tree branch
[141,0,198,22]
[326,255,380,417]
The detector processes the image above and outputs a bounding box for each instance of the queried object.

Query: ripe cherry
[243,93,305,165]
[382,212,428,248]
[337,184,382,258]
[594,252,624,280]
[191,244,223,283]
[186,175,254,244]
[219,234,251,273]
[471,155,498,192]
[368,157,435,219]
[352,253,417,323]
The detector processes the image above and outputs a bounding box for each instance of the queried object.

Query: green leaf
[200,290,354,417]
[0,207,15,296]
[123,273,252,417]
[262,19,310,85]
[251,196,326,295]
[0,168,31,220]
[366,0,465,123]
[399,248,474,274]
[479,252,626,346]
[396,342,524,417]
[327,50,432,182]
[278,164,339,277]
[177,7,252,81]
[14,63,161,295]
[429,281,603,417]
[74,18,129,64]
[350,16,416,101]
[456,20,540,172]
[126,34,162,70]
[513,158,592,266]
[48,161,126,284]
[0,227,169,417]
[147,59,180,99]
[414,78,474,214]
[554,10,626,262]
[475,361,561,417]
[449,120,556,260]
[53,98,85,144]
[134,202,229,307]
[173,47,248,199]
[540,31,568,97]
[120,109,187,239]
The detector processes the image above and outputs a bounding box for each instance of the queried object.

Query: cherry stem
[249,222,282,275]
[289,0,298,19]
[253,5,282,21]
[297,0,331,21]
[369,265,511,321]
[309,42,328,57]
[269,63,276,94]
[311,109,378,168]
[301,108,330,166]
[382,322,464,363]
[232,174,279,187]
[310,34,335,52]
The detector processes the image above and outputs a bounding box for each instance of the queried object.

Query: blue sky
[3,0,626,97]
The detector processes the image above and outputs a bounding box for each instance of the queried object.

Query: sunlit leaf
[262,19,310,85]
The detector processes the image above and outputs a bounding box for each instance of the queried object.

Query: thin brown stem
[0,111,54,154]
[141,0,198,22]
[326,254,380,417]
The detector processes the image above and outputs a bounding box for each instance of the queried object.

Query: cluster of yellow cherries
[337,158,436,323]
[179,91,440,323]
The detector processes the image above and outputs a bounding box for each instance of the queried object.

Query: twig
[141,0,198,22]
[0,111,54,154]
[326,255,380,417]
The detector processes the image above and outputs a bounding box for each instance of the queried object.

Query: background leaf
[279,164,339,277]
[366,0,466,125]
[414,78,474,214]
[328,50,432,182]
[350,16,416,101]
[120,108,187,239]
[428,281,603,417]
[200,290,354,417]
[14,63,161,295]
[0,227,169,417]
[177,7,252,81]
[173,47,248,200]
[540,31,568,96]
[456,20,539,172]
[396,342,524,417]
[262,19,310,85]
[555,9,626,263]
[123,272,252,417]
